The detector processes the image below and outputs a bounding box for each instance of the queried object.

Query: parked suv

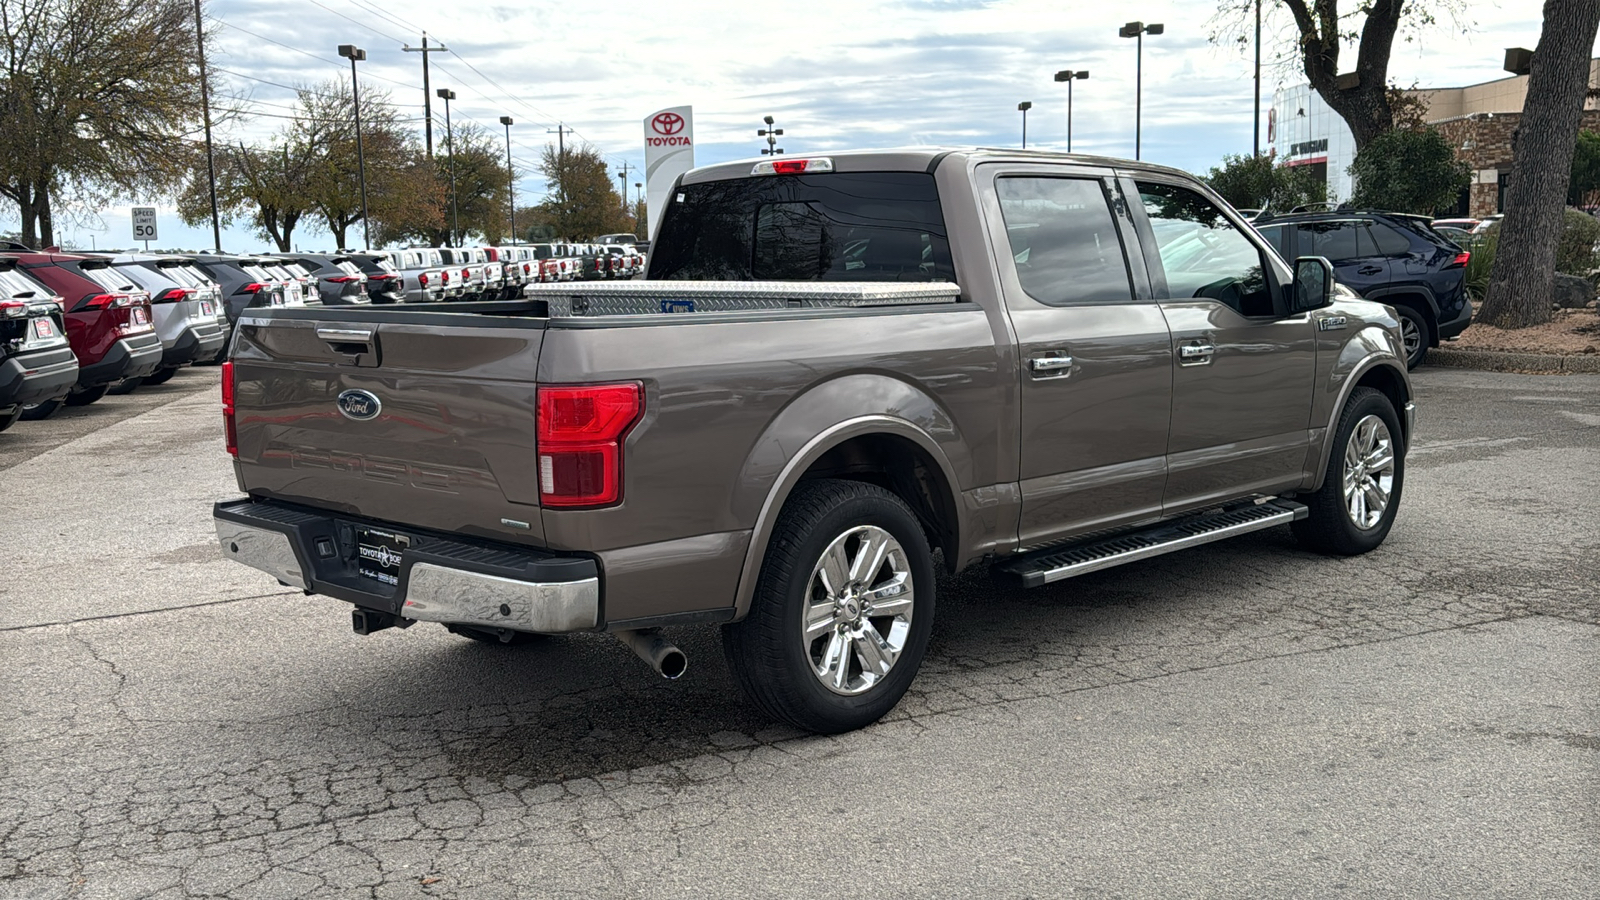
[105,254,227,384]
[267,255,364,306]
[194,254,296,324]
[1255,211,1471,368]
[0,262,77,431]
[5,251,160,414]
[343,253,405,303]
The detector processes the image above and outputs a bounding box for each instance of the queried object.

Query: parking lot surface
[1,367,1596,899]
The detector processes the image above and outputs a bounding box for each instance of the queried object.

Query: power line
[212,19,421,93]
[305,0,406,46]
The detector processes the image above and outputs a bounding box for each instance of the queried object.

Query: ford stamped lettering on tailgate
[269,448,496,495]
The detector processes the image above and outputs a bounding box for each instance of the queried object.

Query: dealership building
[1270,56,1600,217]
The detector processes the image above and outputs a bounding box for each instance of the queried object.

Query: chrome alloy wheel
[1343,414,1396,530]
[1400,316,1423,361]
[802,525,915,696]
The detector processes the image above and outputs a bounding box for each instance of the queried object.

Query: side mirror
[1292,256,1334,312]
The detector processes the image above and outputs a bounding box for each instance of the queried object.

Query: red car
[0,251,161,417]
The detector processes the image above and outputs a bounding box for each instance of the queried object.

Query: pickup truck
[214,149,1414,734]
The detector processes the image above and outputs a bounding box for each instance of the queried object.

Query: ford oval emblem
[336,389,382,421]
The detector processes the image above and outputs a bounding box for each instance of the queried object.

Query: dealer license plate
[356,527,409,587]
[32,317,54,340]
[132,307,149,325]
[200,300,215,316]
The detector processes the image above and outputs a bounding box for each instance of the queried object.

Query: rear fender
[730,374,970,621]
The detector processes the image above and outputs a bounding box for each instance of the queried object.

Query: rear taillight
[83,293,117,310]
[1446,251,1470,269]
[752,157,834,176]
[325,275,356,283]
[0,300,26,318]
[536,382,643,508]
[441,270,451,284]
[462,267,470,279]
[241,282,264,294]
[153,287,190,303]
[419,273,430,286]
[221,360,237,457]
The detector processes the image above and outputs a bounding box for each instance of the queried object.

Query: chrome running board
[1000,499,1308,588]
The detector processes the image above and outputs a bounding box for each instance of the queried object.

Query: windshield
[0,268,48,299]
[80,265,138,292]
[651,171,954,282]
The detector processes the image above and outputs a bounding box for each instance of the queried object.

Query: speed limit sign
[131,207,158,243]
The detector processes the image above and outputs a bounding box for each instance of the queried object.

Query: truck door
[981,169,1174,548]
[1128,179,1317,514]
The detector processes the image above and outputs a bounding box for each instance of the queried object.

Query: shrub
[1555,209,1600,277]
[1348,128,1470,214]
[1464,229,1497,302]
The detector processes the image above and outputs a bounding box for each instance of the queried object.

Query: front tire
[21,398,62,421]
[142,366,179,386]
[1292,387,1405,555]
[722,479,935,734]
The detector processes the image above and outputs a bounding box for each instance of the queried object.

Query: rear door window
[995,176,1133,305]
[0,268,46,298]
[1369,222,1413,256]
[652,171,954,282]
[80,265,138,292]
[1293,221,1362,262]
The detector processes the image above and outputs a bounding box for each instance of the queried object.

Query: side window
[995,176,1132,305]
[1256,224,1291,259]
[1369,223,1412,257]
[1137,182,1273,317]
[1294,221,1361,262]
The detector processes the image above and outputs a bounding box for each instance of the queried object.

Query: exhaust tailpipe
[616,629,687,680]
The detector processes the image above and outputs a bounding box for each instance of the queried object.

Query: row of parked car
[0,240,647,433]
[378,243,646,303]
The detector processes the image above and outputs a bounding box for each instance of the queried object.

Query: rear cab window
[651,171,954,282]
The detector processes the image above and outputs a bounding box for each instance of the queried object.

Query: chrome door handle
[1179,343,1214,366]
[1029,355,1074,378]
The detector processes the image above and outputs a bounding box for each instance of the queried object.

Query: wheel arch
[729,380,971,621]
[1365,285,1440,344]
[1308,354,1412,493]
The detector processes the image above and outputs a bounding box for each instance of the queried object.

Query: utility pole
[1254,0,1262,156]
[617,161,631,209]
[403,34,448,157]
[547,123,574,207]
[500,116,515,243]
[193,0,221,251]
[438,88,458,245]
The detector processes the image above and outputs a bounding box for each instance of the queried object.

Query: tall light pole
[338,44,370,250]
[437,88,458,245]
[759,115,784,155]
[1254,0,1262,155]
[193,0,221,251]
[1053,70,1089,153]
[500,116,515,244]
[1017,101,1032,148]
[633,181,642,230]
[1118,20,1164,160]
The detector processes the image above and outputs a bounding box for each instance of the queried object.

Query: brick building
[1270,58,1600,218]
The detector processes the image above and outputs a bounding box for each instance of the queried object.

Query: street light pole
[1254,0,1262,156]
[500,116,515,244]
[758,115,784,155]
[193,0,221,251]
[1053,70,1089,152]
[338,44,370,250]
[437,88,458,245]
[1017,101,1032,149]
[1119,21,1164,160]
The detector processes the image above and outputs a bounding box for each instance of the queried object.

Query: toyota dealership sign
[643,106,694,240]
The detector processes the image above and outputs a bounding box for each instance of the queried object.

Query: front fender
[1307,324,1412,492]
[729,373,971,620]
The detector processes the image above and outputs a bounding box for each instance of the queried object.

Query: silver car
[107,254,227,383]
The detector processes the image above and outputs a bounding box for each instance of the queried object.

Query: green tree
[1211,1,1465,150]
[1480,0,1600,328]
[1567,130,1600,205]
[178,137,319,252]
[1347,127,1469,214]
[1203,153,1327,212]
[0,0,214,246]
[537,142,632,240]
[1555,208,1600,276]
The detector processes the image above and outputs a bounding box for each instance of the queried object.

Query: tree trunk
[1478,0,1600,329]
[15,181,37,248]
[36,177,53,249]
[1283,0,1402,152]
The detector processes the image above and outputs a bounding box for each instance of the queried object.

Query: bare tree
[1211,0,1466,150]
[1478,0,1600,328]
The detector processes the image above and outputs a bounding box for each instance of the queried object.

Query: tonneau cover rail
[522,280,961,317]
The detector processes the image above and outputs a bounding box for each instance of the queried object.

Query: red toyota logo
[651,112,685,136]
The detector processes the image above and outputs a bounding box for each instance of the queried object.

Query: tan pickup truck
[214,149,1414,733]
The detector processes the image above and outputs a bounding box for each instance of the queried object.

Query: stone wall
[1430,110,1600,217]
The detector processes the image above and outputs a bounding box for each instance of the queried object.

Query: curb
[1426,346,1600,374]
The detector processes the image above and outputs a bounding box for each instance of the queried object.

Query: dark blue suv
[1255,211,1472,368]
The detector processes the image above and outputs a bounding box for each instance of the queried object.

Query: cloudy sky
[21,0,1558,251]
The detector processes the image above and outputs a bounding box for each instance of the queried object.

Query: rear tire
[722,479,935,734]
[64,385,110,406]
[0,408,20,432]
[1292,387,1405,556]
[1395,305,1430,370]
[105,378,140,396]
[20,398,62,421]
[142,366,179,386]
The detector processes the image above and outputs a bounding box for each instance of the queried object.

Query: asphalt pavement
[1,366,1595,899]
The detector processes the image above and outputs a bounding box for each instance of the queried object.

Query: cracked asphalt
[1,365,1596,899]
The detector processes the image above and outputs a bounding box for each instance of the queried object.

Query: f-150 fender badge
[1317,316,1348,331]
[336,389,382,421]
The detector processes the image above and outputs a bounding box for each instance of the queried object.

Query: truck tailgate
[231,311,548,545]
